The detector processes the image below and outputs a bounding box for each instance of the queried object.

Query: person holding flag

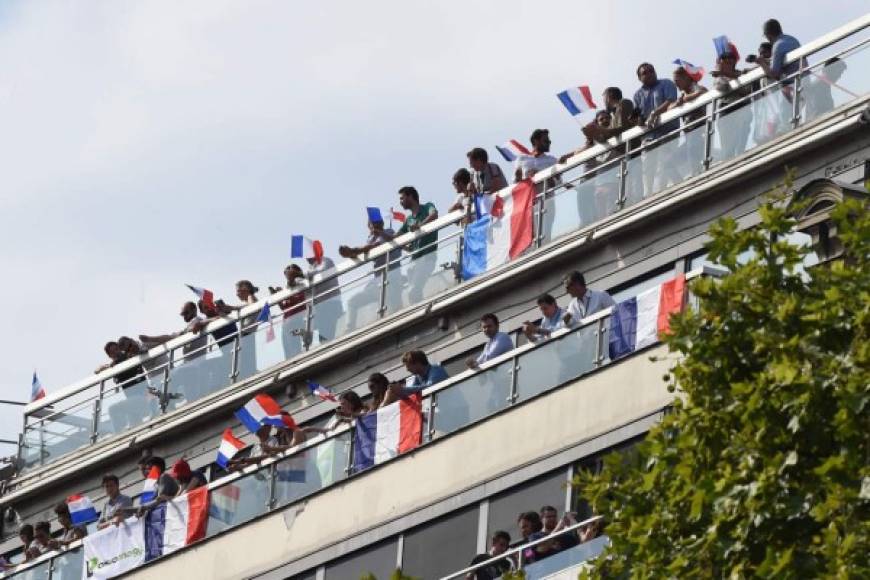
[669,65,709,180]
[711,44,753,160]
[293,236,342,342]
[51,501,88,548]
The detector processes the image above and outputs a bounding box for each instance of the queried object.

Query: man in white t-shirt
[514,129,558,182]
[562,271,615,327]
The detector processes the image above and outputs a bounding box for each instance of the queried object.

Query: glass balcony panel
[713,83,790,165]
[624,129,684,203]
[39,402,95,462]
[9,560,49,580]
[432,361,512,438]
[276,305,308,361]
[206,470,271,535]
[97,374,161,440]
[314,270,382,342]
[542,161,622,242]
[800,42,869,124]
[164,339,233,409]
[50,547,84,580]
[273,431,351,508]
[515,324,597,402]
[384,233,459,315]
[521,535,609,579]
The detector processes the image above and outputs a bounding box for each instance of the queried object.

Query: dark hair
[467,147,489,163]
[453,168,471,185]
[636,62,655,78]
[54,502,71,518]
[236,280,259,295]
[480,313,499,326]
[103,341,119,356]
[398,186,419,202]
[145,456,166,473]
[402,350,429,366]
[34,521,50,535]
[368,372,389,390]
[540,505,558,516]
[565,271,586,286]
[285,264,303,275]
[603,86,623,101]
[102,474,120,486]
[759,42,773,52]
[492,530,511,544]
[529,129,549,143]
[517,511,543,531]
[764,18,783,37]
[537,293,557,306]
[340,391,364,413]
[19,524,34,541]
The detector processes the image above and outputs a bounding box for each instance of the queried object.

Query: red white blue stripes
[609,274,686,359]
[235,394,285,433]
[30,371,45,402]
[307,381,337,402]
[713,35,740,60]
[291,235,324,264]
[673,59,705,82]
[143,487,208,561]
[67,494,98,525]
[140,466,160,504]
[185,284,215,310]
[216,428,246,469]
[352,395,422,470]
[557,85,597,117]
[495,139,531,162]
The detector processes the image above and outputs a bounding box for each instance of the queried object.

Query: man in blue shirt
[466,313,514,369]
[386,350,449,402]
[633,63,679,198]
[758,19,802,86]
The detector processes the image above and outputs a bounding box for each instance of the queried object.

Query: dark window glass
[486,469,567,541]
[402,505,479,579]
[325,538,398,580]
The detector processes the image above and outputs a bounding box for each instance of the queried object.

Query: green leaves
[575,183,870,578]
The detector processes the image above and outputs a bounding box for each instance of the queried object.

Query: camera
[745,54,758,63]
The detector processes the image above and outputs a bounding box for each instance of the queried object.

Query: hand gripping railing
[17,12,870,474]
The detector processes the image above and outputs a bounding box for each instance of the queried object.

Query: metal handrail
[17,14,870,471]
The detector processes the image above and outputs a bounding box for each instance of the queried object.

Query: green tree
[576,188,869,578]
[359,569,420,580]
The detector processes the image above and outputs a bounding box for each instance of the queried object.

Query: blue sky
[0,1,867,446]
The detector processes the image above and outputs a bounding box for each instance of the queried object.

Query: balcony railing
[17,12,870,474]
[2,266,721,578]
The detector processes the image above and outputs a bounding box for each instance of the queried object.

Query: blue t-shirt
[475,332,514,364]
[633,79,679,139]
[403,364,449,394]
[771,34,802,83]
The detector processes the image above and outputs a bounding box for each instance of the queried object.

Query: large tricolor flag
[495,139,531,162]
[140,466,160,504]
[235,394,285,433]
[291,235,324,264]
[713,35,740,60]
[255,302,276,342]
[556,85,597,118]
[144,487,208,562]
[609,274,686,360]
[352,394,422,471]
[460,179,536,280]
[30,371,45,402]
[208,484,240,525]
[216,428,246,469]
[307,380,338,402]
[673,59,705,82]
[185,284,216,311]
[67,494,99,525]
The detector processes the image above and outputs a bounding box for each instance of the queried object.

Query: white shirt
[532,306,565,342]
[566,289,615,326]
[515,153,557,180]
[475,332,514,364]
[309,256,339,303]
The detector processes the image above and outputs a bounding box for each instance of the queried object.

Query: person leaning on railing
[306,391,366,437]
[384,350,449,404]
[366,372,389,412]
[96,473,133,529]
[522,293,565,343]
[465,530,514,580]
[465,313,514,370]
[633,62,679,197]
[561,271,615,327]
[670,66,708,179]
[50,502,87,550]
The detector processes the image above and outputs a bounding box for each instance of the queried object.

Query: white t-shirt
[566,289,616,326]
[515,153,557,180]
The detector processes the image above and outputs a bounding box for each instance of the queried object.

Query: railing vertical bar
[703,98,717,170]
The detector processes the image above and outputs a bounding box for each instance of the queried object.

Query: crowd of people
[466,506,604,579]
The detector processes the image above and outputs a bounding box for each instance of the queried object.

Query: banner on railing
[609,274,686,360]
[82,517,146,580]
[353,394,422,470]
[461,179,535,280]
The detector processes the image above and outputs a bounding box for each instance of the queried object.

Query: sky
[0,0,867,447]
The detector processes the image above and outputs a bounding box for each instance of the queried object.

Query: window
[325,538,398,580]
[402,505,479,579]
[486,469,567,541]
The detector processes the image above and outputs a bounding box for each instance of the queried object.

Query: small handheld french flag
[291,235,324,264]
[216,428,246,469]
[235,394,285,433]
[366,207,383,223]
[307,380,338,402]
[185,284,216,310]
[31,371,46,402]
[495,139,531,162]
[141,465,160,504]
[390,208,406,223]
[673,59,705,82]
[556,85,598,118]
[713,35,740,60]
[255,302,275,342]
[67,494,98,525]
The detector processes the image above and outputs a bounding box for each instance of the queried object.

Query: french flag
[609,274,687,360]
[235,394,285,433]
[185,284,216,311]
[713,35,740,60]
[67,494,98,525]
[140,465,160,504]
[391,207,406,223]
[291,235,324,264]
[208,484,239,524]
[495,139,531,162]
[280,411,297,431]
[673,59,705,82]
[216,428,246,469]
[144,487,208,562]
[30,371,46,402]
[255,302,275,342]
[307,380,337,402]
[557,85,597,117]
[460,180,536,280]
[352,394,422,471]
